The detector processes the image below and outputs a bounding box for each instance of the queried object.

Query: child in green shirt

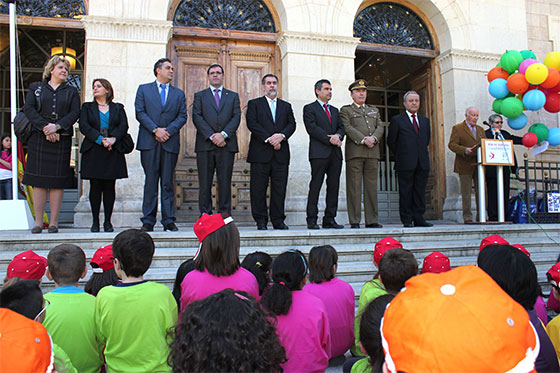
[44,244,104,373]
[95,229,177,373]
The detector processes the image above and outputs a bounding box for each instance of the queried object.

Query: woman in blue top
[79,79,128,232]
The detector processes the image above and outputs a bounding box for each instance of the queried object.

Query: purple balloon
[519,58,538,74]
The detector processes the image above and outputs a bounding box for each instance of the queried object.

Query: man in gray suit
[192,64,241,216]
[135,58,187,232]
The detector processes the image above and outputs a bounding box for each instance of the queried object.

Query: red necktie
[324,104,332,123]
[412,114,419,133]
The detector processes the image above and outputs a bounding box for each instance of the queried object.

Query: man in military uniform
[340,80,384,228]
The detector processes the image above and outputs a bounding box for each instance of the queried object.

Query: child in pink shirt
[303,245,354,358]
[0,134,13,200]
[261,250,331,372]
[180,213,259,312]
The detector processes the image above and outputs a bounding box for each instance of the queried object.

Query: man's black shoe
[414,221,433,227]
[366,223,383,228]
[257,223,268,230]
[163,223,179,232]
[350,223,360,229]
[403,223,414,228]
[273,222,289,230]
[307,223,320,230]
[141,223,154,232]
[323,221,344,229]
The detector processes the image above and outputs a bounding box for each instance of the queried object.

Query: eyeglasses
[493,121,503,124]
[34,298,50,322]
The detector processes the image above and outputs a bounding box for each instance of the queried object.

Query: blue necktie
[270,100,276,123]
[160,84,166,106]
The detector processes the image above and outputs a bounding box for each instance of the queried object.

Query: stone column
[277,31,360,225]
[74,15,173,227]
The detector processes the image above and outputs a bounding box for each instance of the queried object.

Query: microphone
[492,128,504,140]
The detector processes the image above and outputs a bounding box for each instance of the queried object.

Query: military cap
[348,79,367,91]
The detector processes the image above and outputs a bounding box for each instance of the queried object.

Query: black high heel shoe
[91,222,100,232]
[104,222,114,232]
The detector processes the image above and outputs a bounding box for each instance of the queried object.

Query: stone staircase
[2,223,560,301]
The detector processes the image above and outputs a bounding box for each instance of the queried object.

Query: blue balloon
[548,127,560,146]
[523,89,546,111]
[507,113,528,130]
[489,78,509,99]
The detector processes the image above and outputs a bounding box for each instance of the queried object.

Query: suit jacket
[448,121,486,175]
[387,112,431,171]
[303,101,345,160]
[135,81,187,154]
[192,87,241,153]
[246,96,296,164]
[484,128,522,178]
[79,101,128,154]
[340,103,384,160]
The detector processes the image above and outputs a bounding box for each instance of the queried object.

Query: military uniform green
[340,81,384,227]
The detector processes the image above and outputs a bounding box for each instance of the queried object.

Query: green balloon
[529,123,549,143]
[500,50,524,73]
[520,50,537,60]
[492,98,504,114]
[501,97,524,118]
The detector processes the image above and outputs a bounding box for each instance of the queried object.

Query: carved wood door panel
[171,37,277,222]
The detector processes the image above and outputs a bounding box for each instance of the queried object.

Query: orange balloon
[507,73,529,94]
[541,68,560,89]
[487,66,509,82]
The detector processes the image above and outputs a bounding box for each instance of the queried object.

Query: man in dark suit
[387,91,432,227]
[135,58,187,232]
[246,74,296,230]
[448,106,486,223]
[192,64,241,216]
[303,79,345,229]
[484,114,522,221]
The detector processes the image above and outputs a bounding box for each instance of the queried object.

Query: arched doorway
[353,1,445,220]
[168,0,281,222]
[0,0,86,224]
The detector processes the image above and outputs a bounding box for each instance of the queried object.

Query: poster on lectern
[481,139,515,166]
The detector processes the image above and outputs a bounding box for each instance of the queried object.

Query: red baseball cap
[91,245,114,272]
[374,237,403,266]
[547,262,560,286]
[513,244,531,257]
[6,250,47,281]
[421,252,451,274]
[480,234,510,250]
[381,265,539,373]
[0,309,54,373]
[194,213,234,243]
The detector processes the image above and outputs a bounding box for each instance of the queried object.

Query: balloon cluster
[487,50,560,148]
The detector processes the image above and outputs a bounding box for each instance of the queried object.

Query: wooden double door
[170,36,279,222]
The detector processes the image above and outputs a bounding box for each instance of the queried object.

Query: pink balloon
[519,58,538,74]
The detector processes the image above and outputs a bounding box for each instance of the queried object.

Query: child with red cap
[421,251,451,274]
[179,213,259,312]
[381,266,540,373]
[479,233,509,250]
[351,236,402,356]
[85,244,119,296]
[546,262,560,364]
[4,250,47,283]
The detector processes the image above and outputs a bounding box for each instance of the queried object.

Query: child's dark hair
[194,214,240,277]
[84,266,119,296]
[241,251,272,295]
[477,244,540,310]
[0,279,43,320]
[261,250,308,316]
[172,259,195,306]
[378,248,418,294]
[360,294,395,373]
[308,245,338,284]
[1,133,11,155]
[47,244,86,285]
[112,229,155,277]
[168,289,286,372]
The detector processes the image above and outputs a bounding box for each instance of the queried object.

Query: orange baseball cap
[0,308,54,373]
[480,234,509,250]
[381,265,539,373]
[421,251,451,274]
[374,237,402,266]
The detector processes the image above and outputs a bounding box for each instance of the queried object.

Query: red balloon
[541,68,560,89]
[522,132,538,148]
[544,92,560,113]
[487,66,509,82]
[507,73,529,94]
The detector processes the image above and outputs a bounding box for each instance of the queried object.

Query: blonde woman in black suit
[79,79,128,232]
